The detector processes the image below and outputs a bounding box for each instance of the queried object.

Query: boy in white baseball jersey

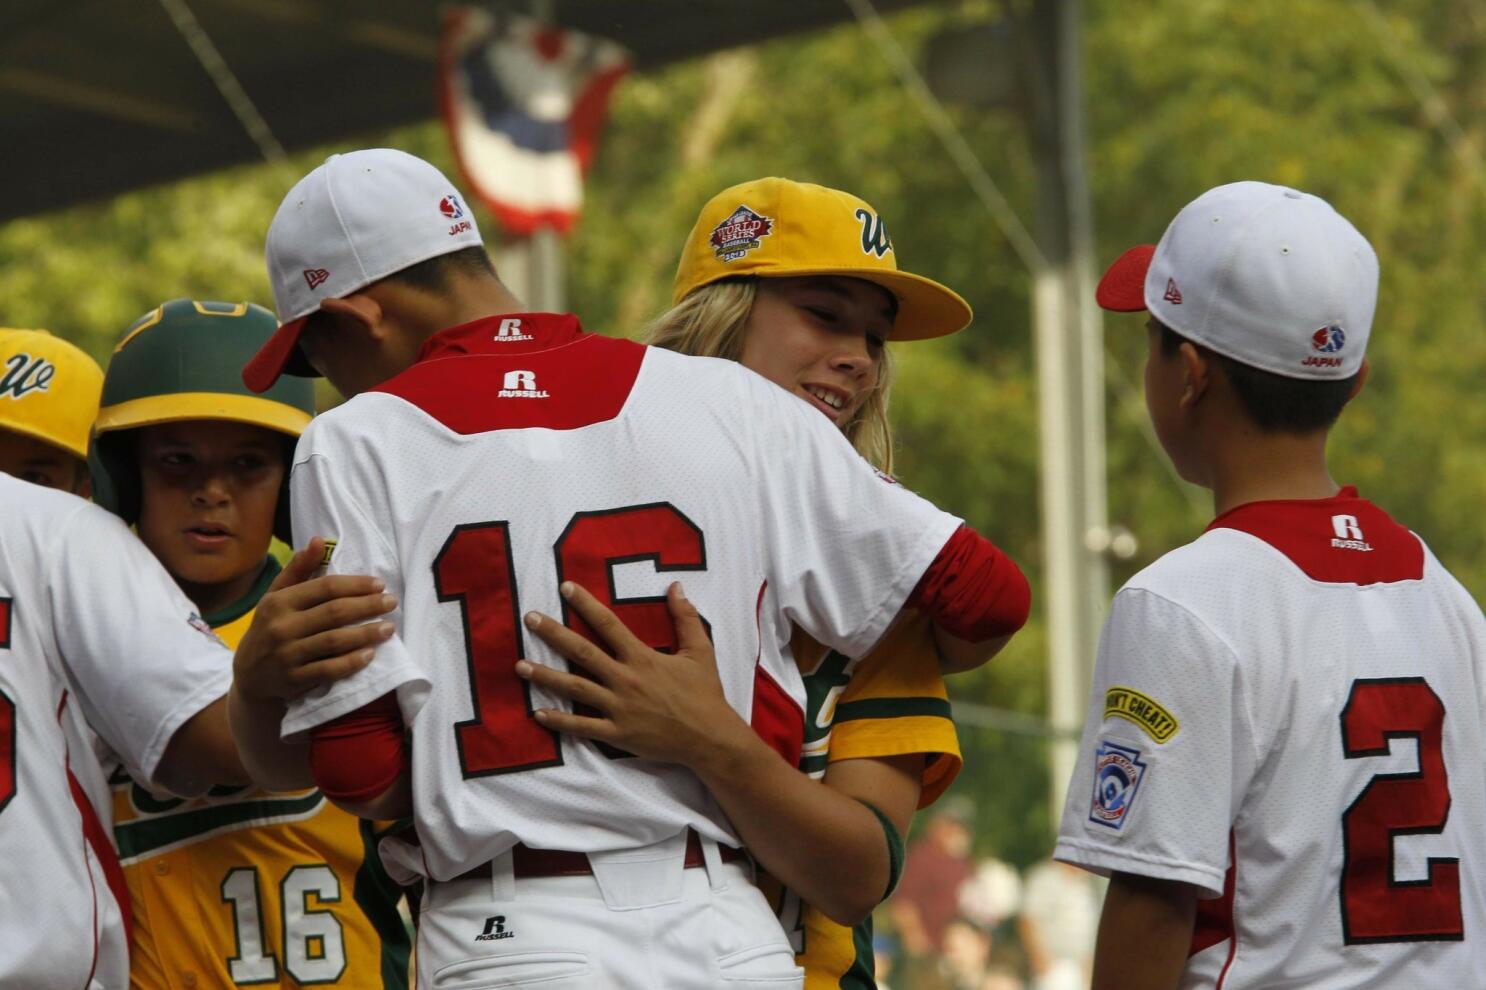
[237,149,1024,990]
[1056,181,1486,989]
[0,326,396,987]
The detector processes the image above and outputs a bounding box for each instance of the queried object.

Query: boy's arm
[913,527,1029,673]
[227,538,397,789]
[518,583,920,925]
[1092,872,1199,990]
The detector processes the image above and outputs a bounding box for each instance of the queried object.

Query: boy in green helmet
[92,299,411,988]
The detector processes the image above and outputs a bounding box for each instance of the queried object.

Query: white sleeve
[280,435,430,741]
[48,503,232,790]
[1053,587,1251,899]
[751,379,962,660]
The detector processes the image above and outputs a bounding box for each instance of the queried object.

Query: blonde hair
[645,278,896,473]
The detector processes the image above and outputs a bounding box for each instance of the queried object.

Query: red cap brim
[1095,244,1157,312]
[242,316,314,393]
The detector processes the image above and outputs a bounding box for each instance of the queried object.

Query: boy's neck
[179,557,277,624]
[1206,428,1341,516]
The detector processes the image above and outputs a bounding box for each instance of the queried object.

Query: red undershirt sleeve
[907,525,1032,641]
[308,692,409,804]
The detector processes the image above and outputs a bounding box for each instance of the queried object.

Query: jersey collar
[201,555,282,628]
[414,313,587,363]
[1205,485,1361,531]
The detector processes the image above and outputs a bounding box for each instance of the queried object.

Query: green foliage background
[3,0,1481,868]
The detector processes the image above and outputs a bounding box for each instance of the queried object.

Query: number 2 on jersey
[1339,677,1463,943]
[434,504,705,777]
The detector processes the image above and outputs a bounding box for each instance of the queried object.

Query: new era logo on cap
[1163,279,1183,305]
[303,268,330,290]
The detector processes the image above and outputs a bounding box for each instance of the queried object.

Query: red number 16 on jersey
[433,503,705,778]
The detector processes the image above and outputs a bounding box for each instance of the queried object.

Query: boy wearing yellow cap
[0,327,102,493]
[522,176,1031,990]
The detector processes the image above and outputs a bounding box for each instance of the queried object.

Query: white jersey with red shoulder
[0,475,233,989]
[281,313,962,882]
[1055,486,1486,989]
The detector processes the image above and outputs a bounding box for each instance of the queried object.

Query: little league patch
[1089,740,1147,830]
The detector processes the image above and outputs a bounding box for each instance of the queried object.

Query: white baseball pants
[415,831,802,989]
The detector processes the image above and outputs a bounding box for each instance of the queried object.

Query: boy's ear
[1177,340,1211,411]
[320,294,384,339]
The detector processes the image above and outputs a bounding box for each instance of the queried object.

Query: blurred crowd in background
[878,802,1105,990]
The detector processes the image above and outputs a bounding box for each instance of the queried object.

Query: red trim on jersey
[747,581,805,765]
[309,693,409,804]
[1190,830,1237,962]
[372,314,646,434]
[1206,486,1423,586]
[1215,833,1240,988]
[907,526,1031,641]
[56,690,132,978]
[412,312,586,361]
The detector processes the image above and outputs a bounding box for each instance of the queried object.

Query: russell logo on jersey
[497,369,550,398]
[1330,513,1373,552]
[493,317,535,342]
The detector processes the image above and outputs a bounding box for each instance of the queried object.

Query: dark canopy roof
[1,0,933,221]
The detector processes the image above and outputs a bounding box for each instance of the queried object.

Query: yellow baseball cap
[0,328,104,461]
[672,177,973,341]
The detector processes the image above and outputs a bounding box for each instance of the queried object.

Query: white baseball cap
[1096,181,1377,380]
[243,148,484,393]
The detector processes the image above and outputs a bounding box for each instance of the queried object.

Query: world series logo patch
[1089,740,1146,831]
[709,205,774,262]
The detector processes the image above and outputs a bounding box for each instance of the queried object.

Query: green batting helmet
[91,299,317,542]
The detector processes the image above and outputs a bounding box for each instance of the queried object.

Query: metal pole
[1026,0,1107,826]
[532,227,566,312]
[496,0,568,313]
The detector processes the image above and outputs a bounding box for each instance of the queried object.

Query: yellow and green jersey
[785,610,962,990]
[111,559,411,989]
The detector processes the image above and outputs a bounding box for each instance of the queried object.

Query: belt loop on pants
[489,847,516,901]
[698,834,728,893]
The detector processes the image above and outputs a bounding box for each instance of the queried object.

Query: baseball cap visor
[0,419,88,462]
[687,266,973,341]
[1095,244,1156,312]
[242,315,317,393]
[94,392,313,438]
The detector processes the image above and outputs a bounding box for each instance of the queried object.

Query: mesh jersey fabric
[1055,489,1486,989]
[0,476,232,988]
[279,314,962,883]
